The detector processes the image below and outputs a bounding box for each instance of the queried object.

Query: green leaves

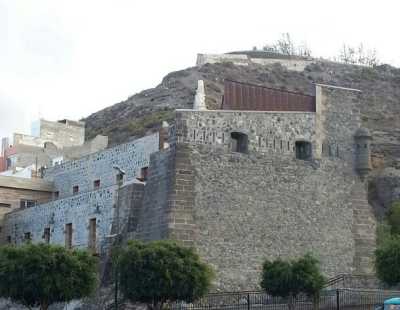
[375,236,400,286]
[260,254,325,299]
[0,244,98,309]
[387,202,400,236]
[117,240,213,307]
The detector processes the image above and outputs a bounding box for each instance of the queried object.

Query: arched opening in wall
[231,132,248,153]
[295,141,312,160]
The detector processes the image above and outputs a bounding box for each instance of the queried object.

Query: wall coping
[0,175,54,192]
[176,109,315,114]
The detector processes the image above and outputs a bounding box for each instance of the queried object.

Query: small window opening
[24,232,31,242]
[295,141,312,160]
[65,223,73,249]
[88,218,97,253]
[231,132,248,153]
[0,203,11,208]
[137,167,149,182]
[43,228,51,243]
[20,200,37,209]
[73,185,79,195]
[7,236,11,243]
[93,179,101,189]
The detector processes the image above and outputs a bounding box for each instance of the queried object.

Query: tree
[262,33,312,57]
[337,43,380,67]
[387,201,400,235]
[375,237,400,286]
[117,240,213,310]
[261,254,325,310]
[0,243,98,310]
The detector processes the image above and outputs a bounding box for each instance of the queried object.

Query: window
[116,173,124,184]
[137,167,149,182]
[230,132,248,153]
[93,179,101,189]
[88,218,97,253]
[43,228,51,243]
[20,200,37,209]
[295,141,312,160]
[73,185,79,195]
[65,223,73,249]
[0,203,11,208]
[24,232,31,242]
[7,236,11,244]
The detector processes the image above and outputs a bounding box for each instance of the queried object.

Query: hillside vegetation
[83,58,400,211]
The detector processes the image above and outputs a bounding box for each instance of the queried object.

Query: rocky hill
[83,58,400,212]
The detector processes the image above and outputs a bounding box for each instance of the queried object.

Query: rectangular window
[24,232,31,242]
[65,223,73,249]
[88,218,97,253]
[20,200,37,209]
[73,186,79,195]
[93,179,100,189]
[0,203,11,208]
[7,236,11,243]
[137,167,149,182]
[44,228,51,244]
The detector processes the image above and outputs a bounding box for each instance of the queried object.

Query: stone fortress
[0,60,378,291]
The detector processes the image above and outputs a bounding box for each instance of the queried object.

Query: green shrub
[0,243,98,310]
[116,240,213,309]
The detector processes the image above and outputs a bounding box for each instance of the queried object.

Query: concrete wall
[44,133,159,198]
[38,119,85,148]
[196,53,315,72]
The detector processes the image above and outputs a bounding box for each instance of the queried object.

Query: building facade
[0,80,377,291]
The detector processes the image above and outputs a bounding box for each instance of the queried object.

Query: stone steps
[351,182,377,274]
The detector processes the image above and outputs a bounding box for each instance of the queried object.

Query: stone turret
[193,80,207,110]
[354,127,372,179]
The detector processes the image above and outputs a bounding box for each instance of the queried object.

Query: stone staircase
[351,181,377,274]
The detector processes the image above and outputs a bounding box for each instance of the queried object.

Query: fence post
[336,289,340,310]
[247,293,250,310]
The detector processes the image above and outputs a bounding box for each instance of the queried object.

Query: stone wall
[196,53,315,72]
[186,145,358,290]
[170,84,377,290]
[1,187,115,251]
[0,133,160,252]
[44,133,159,198]
[176,110,316,156]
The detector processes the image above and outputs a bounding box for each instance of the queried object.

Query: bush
[375,237,400,286]
[0,243,98,310]
[117,240,213,309]
[387,201,400,235]
[261,254,325,310]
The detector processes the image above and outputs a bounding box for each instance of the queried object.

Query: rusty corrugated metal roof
[222,80,316,112]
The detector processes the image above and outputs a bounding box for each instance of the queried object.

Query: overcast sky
[0,0,399,140]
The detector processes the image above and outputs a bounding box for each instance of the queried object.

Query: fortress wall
[186,146,358,291]
[196,53,314,72]
[134,147,175,241]
[1,187,116,253]
[44,133,159,198]
[176,110,316,157]
[173,89,376,290]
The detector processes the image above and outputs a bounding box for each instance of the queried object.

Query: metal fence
[172,289,400,310]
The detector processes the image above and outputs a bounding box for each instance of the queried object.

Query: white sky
[0,0,399,140]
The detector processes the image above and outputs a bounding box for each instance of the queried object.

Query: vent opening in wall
[295,141,312,160]
[231,132,248,153]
